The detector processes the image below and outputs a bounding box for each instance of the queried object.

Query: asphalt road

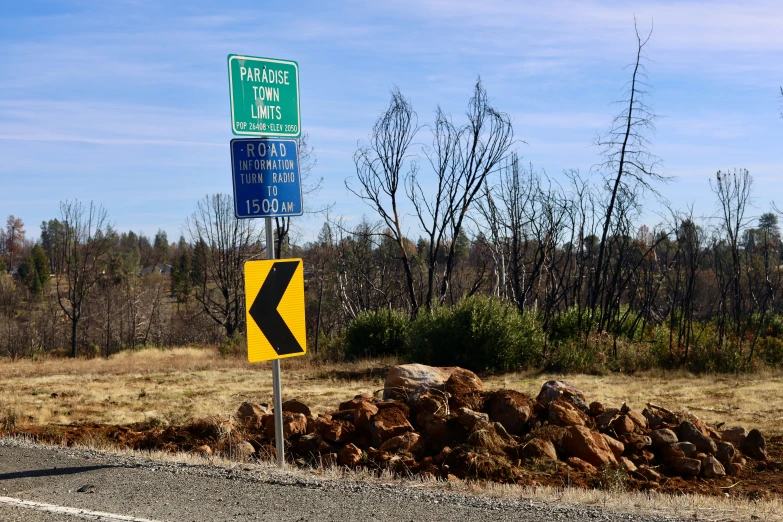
[0,438,689,522]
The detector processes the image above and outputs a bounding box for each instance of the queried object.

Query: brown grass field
[1,346,782,437]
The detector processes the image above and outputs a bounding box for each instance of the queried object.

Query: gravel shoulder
[0,438,713,522]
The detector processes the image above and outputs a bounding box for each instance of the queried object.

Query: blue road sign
[231,138,302,218]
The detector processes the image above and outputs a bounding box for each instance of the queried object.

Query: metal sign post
[266,217,285,467]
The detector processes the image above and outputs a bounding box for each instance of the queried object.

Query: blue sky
[1,0,781,244]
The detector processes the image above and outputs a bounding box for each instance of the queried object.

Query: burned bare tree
[409,78,514,309]
[53,200,112,357]
[590,19,666,328]
[348,88,421,314]
[184,194,263,338]
[710,168,754,349]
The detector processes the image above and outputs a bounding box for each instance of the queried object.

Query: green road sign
[228,55,301,138]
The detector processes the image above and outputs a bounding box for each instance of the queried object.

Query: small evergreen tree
[16,244,50,296]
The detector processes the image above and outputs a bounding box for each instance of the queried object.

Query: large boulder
[549,399,589,427]
[740,429,768,460]
[649,428,678,449]
[611,414,636,435]
[444,368,483,396]
[338,443,363,467]
[408,389,448,426]
[669,456,701,477]
[232,440,256,461]
[701,455,726,478]
[595,408,620,429]
[235,402,269,428]
[536,381,587,408]
[379,432,425,456]
[567,457,596,473]
[484,389,533,436]
[264,412,308,440]
[383,364,454,400]
[314,417,355,443]
[618,433,652,454]
[522,438,558,461]
[721,426,749,446]
[716,441,735,466]
[588,401,606,417]
[636,465,662,482]
[619,456,637,472]
[456,407,490,431]
[282,399,312,417]
[601,434,625,459]
[661,441,698,460]
[339,397,374,411]
[678,421,717,455]
[368,405,414,447]
[353,401,379,430]
[561,425,618,468]
[620,406,649,431]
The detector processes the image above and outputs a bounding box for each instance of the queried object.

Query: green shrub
[407,295,544,373]
[345,308,410,359]
[687,339,745,373]
[755,314,783,366]
[609,307,644,341]
[547,307,584,343]
[647,323,679,369]
[543,339,607,374]
[218,333,244,358]
[314,330,347,362]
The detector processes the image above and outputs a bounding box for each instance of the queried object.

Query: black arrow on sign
[249,260,304,356]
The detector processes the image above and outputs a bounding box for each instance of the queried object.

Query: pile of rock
[230,364,777,485]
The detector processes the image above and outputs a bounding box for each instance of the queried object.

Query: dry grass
[0,348,386,427]
[1,347,782,438]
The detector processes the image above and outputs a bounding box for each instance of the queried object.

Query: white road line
[0,496,162,522]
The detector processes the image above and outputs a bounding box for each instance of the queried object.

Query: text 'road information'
[228,55,300,138]
[231,138,302,218]
[245,259,306,362]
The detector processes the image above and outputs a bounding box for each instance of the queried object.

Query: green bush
[345,308,410,359]
[543,340,607,374]
[547,306,642,345]
[314,330,346,362]
[755,314,783,366]
[218,333,244,358]
[547,307,584,343]
[407,295,544,373]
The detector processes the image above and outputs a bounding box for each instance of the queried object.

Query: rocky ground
[4,364,782,501]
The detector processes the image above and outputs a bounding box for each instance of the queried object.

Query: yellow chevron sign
[244,259,307,362]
